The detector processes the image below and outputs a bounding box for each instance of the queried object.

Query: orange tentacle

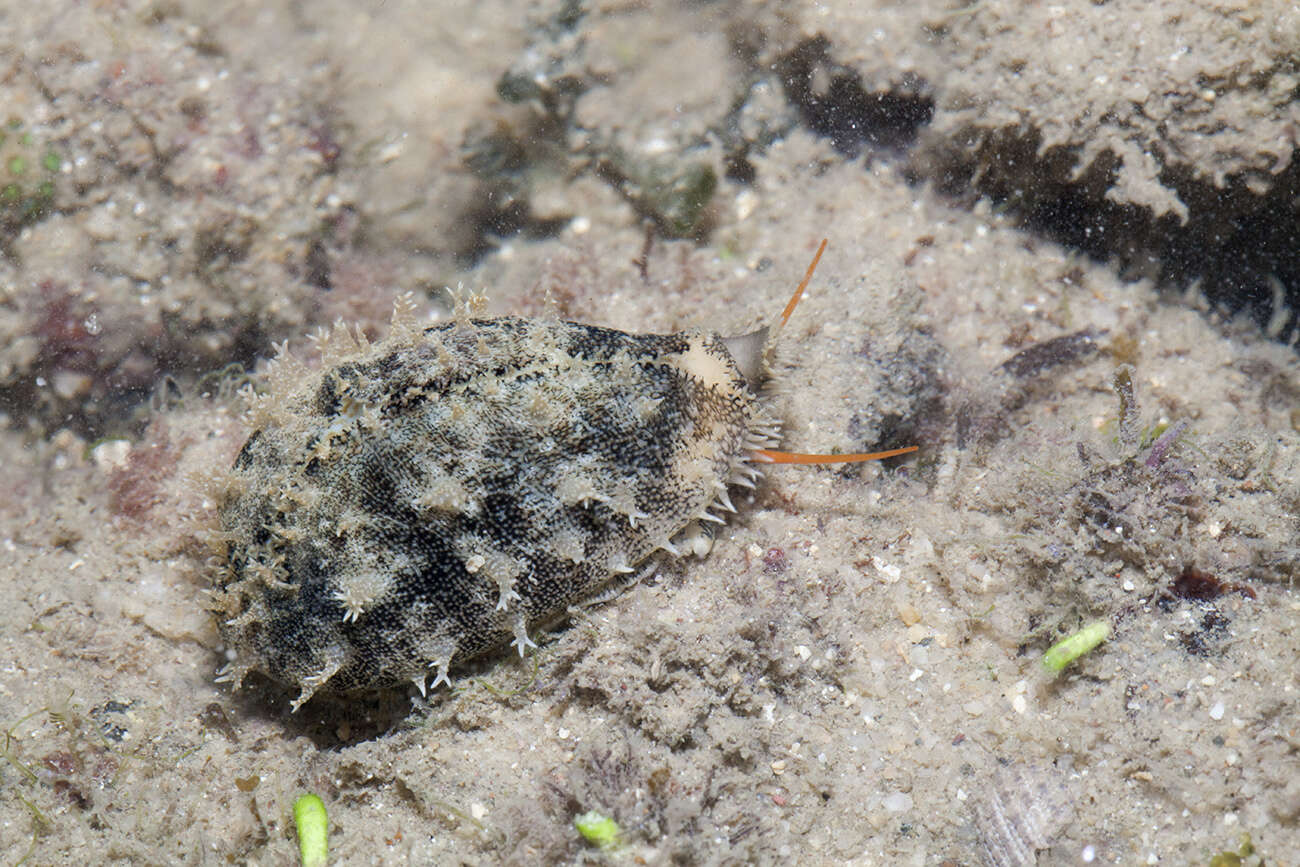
[779,238,828,328]
[752,446,918,465]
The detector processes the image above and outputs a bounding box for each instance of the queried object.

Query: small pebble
[92,439,133,472]
[882,792,912,813]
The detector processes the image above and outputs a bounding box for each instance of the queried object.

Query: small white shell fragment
[972,762,1074,867]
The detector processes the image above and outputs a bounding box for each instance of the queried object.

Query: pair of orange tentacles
[752,238,919,467]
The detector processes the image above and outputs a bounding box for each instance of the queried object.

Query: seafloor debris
[971,761,1075,867]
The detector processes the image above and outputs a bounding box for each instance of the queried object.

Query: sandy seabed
[1,1,1297,864]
